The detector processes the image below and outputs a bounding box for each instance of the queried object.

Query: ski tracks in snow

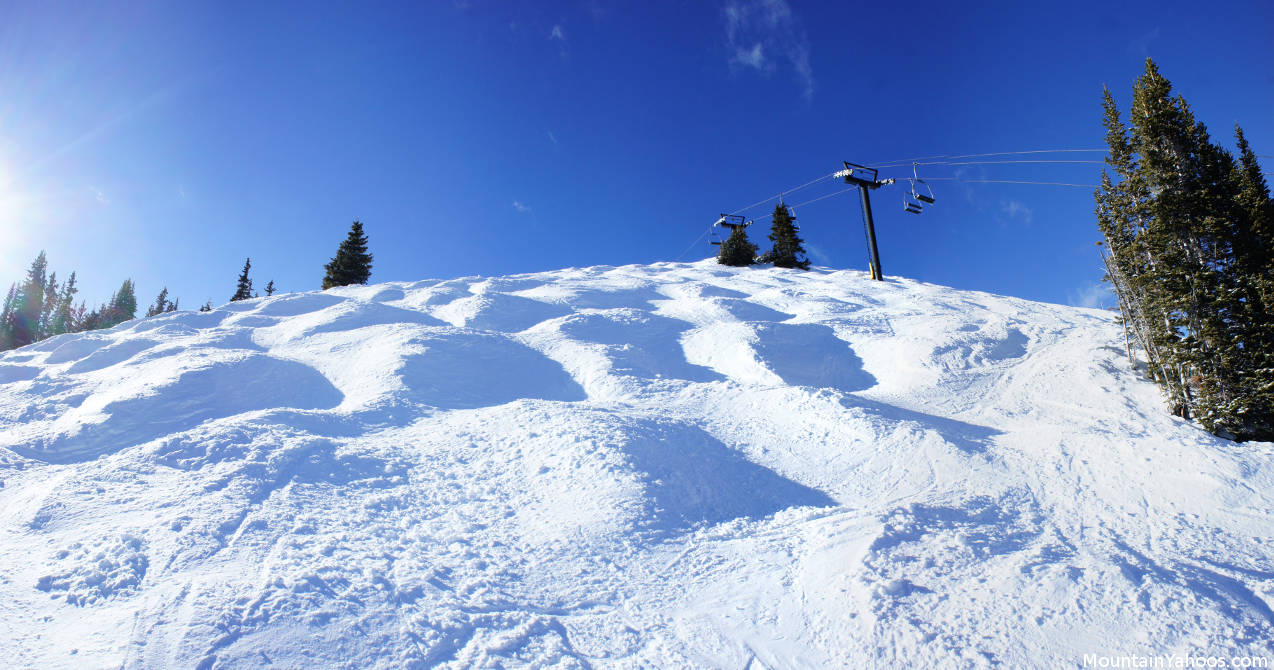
[1,261,1272,667]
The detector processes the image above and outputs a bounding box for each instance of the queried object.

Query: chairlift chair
[710,214,748,245]
[910,163,936,204]
[709,216,727,245]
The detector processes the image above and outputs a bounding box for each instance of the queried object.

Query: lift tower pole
[835,161,893,281]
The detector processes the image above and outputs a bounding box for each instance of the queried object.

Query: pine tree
[68,301,87,333]
[322,220,373,289]
[147,287,172,317]
[80,307,103,332]
[49,272,78,336]
[100,279,137,328]
[10,252,49,348]
[763,203,810,269]
[39,272,58,339]
[265,280,276,296]
[231,258,253,301]
[716,223,757,267]
[1096,58,1274,441]
[0,284,15,351]
[199,300,213,312]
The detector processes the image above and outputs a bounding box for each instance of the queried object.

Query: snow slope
[1,260,1271,668]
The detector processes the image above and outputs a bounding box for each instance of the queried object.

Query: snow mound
[1,260,1271,668]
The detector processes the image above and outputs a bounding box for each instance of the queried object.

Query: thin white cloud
[547,131,558,145]
[723,0,814,100]
[1001,199,1033,225]
[1069,281,1114,310]
[734,43,766,69]
[1128,27,1160,57]
[513,200,532,213]
[89,186,109,205]
[805,242,830,267]
[550,24,565,41]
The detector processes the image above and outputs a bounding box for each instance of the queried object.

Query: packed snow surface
[1,260,1272,668]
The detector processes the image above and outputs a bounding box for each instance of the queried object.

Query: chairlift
[910,162,936,204]
[710,214,748,245]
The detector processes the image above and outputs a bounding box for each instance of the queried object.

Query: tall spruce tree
[716,223,758,267]
[231,258,254,301]
[39,272,58,339]
[0,284,15,350]
[1096,58,1274,441]
[322,220,373,289]
[147,287,172,317]
[764,203,810,269]
[100,280,137,328]
[49,272,78,336]
[9,252,49,348]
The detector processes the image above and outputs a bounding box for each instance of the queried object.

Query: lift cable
[865,148,1107,168]
[875,159,1107,170]
[913,177,1099,188]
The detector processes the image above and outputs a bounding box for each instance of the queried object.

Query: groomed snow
[1,260,1271,668]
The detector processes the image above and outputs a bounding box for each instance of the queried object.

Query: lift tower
[835,161,893,281]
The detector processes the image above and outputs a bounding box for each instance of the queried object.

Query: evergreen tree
[68,301,87,333]
[49,272,78,336]
[322,220,373,289]
[763,203,810,269]
[9,252,49,348]
[39,272,58,338]
[0,284,15,350]
[199,301,212,312]
[1096,58,1274,441]
[147,287,172,317]
[83,308,104,331]
[99,280,137,328]
[265,280,276,296]
[716,223,758,267]
[231,258,253,301]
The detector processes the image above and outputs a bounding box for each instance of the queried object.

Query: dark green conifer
[764,203,810,270]
[265,280,276,296]
[716,223,757,267]
[100,280,137,327]
[1096,58,1274,441]
[322,220,373,289]
[231,258,253,301]
[0,284,15,350]
[49,272,78,336]
[9,252,49,348]
[147,287,172,317]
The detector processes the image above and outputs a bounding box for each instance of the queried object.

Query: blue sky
[1,1,1270,311]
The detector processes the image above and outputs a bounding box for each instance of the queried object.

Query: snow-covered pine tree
[322,221,373,289]
[717,223,758,267]
[764,203,810,270]
[231,258,254,301]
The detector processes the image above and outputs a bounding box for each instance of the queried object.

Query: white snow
[1,260,1271,668]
